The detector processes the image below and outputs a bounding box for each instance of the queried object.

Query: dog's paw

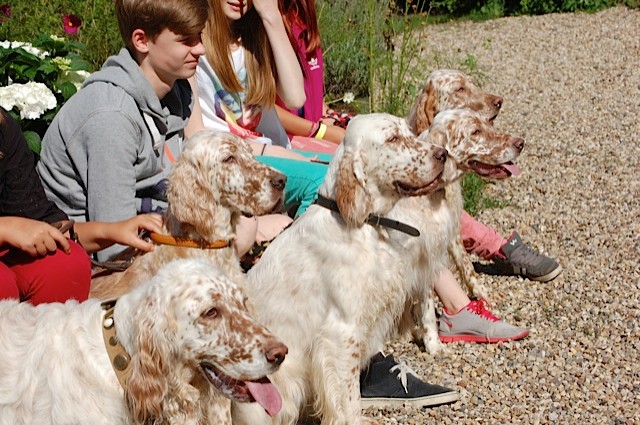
[425,337,446,355]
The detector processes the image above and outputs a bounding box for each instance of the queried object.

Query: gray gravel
[367,6,640,424]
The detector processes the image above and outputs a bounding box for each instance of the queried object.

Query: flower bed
[0,34,91,153]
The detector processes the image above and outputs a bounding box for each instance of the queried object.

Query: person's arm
[73,214,163,254]
[253,0,305,109]
[184,76,206,139]
[275,105,345,145]
[0,216,71,256]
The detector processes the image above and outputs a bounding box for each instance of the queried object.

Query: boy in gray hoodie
[37,0,208,260]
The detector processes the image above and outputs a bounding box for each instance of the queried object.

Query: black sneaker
[493,231,563,282]
[359,353,459,408]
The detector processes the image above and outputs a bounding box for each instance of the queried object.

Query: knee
[0,262,19,301]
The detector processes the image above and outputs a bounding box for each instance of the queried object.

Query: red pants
[460,210,508,260]
[0,240,91,305]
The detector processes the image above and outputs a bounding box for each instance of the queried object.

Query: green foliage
[0,0,120,71]
[317,0,371,101]
[462,174,509,216]
[390,0,633,18]
[0,35,91,153]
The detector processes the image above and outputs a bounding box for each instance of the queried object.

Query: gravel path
[366,6,640,424]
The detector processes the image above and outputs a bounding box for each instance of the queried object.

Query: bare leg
[434,268,470,314]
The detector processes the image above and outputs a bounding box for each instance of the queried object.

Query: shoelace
[389,356,420,393]
[467,299,500,322]
[509,242,548,267]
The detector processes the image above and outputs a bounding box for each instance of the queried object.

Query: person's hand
[106,214,163,252]
[0,217,70,256]
[251,0,281,23]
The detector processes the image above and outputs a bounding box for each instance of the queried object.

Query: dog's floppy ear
[409,80,438,135]
[335,150,372,227]
[166,155,217,237]
[125,315,170,424]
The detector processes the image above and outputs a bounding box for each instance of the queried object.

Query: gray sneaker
[493,231,562,282]
[439,300,529,343]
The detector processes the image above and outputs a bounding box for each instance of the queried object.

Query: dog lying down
[0,258,287,425]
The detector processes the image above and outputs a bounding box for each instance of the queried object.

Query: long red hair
[280,0,321,60]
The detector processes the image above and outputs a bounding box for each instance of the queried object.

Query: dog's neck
[163,207,237,243]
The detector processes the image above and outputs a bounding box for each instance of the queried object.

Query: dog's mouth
[200,362,282,417]
[240,197,284,218]
[394,173,442,197]
[468,160,522,179]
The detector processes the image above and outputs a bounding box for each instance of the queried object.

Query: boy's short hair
[115,0,208,49]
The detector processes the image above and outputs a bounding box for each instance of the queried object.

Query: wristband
[315,123,327,140]
[308,121,320,138]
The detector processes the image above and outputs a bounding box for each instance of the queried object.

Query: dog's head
[166,130,286,237]
[420,109,524,184]
[407,69,504,135]
[116,258,287,421]
[321,113,447,227]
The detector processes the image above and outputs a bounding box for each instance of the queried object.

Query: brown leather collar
[101,300,131,390]
[150,232,232,249]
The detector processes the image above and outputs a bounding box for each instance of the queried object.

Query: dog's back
[0,300,125,425]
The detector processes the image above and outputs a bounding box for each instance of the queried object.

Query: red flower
[0,4,11,20]
[62,14,82,34]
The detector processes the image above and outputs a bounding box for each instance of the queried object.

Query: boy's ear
[131,29,150,53]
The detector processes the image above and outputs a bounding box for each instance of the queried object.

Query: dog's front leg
[417,288,446,354]
[312,325,378,425]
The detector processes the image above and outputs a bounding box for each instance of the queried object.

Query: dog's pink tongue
[502,163,522,176]
[246,380,282,417]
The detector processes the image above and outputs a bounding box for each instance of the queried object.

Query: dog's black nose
[271,174,287,191]
[512,137,525,152]
[265,342,288,366]
[433,147,448,163]
[493,96,503,109]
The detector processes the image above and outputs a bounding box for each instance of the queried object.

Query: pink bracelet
[308,121,320,138]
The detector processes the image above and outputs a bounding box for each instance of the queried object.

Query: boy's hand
[108,214,163,252]
[2,217,71,256]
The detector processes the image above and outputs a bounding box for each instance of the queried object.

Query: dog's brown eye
[472,129,481,136]
[387,136,400,144]
[223,156,236,164]
[202,307,219,318]
[457,86,465,92]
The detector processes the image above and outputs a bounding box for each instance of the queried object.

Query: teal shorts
[256,150,332,217]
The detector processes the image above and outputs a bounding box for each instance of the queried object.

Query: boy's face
[146,28,205,83]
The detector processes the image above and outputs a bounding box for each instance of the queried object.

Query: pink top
[277,19,325,125]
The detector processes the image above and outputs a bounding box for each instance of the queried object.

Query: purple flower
[0,4,11,20]
[62,14,82,34]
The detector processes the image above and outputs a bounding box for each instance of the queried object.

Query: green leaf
[57,81,78,100]
[23,131,42,155]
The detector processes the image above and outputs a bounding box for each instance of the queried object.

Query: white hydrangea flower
[0,82,57,120]
[0,40,50,59]
[63,69,91,90]
[0,85,18,111]
[52,56,72,70]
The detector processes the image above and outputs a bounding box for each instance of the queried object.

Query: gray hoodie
[37,48,195,259]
